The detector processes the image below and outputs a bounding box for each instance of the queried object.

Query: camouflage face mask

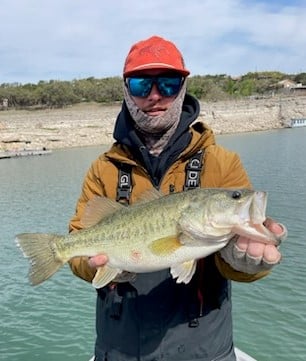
[123,81,186,156]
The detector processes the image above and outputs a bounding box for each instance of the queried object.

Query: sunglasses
[126,76,183,98]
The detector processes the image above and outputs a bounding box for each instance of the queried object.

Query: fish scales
[60,194,188,261]
[15,188,281,288]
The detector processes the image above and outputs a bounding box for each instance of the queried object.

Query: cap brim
[124,64,190,77]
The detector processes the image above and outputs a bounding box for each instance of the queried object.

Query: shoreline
[1,96,305,152]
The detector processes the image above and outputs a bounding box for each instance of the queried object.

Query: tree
[294,73,306,85]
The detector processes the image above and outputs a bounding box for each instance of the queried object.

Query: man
[69,35,285,361]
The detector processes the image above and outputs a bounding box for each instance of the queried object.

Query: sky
[0,0,305,84]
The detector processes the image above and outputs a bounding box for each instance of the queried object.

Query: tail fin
[16,233,65,286]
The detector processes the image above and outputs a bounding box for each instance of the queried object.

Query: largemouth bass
[16,188,280,289]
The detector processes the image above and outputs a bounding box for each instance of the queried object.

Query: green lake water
[1,127,305,360]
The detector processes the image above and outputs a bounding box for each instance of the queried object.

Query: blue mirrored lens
[156,77,182,97]
[127,77,182,97]
[127,78,153,97]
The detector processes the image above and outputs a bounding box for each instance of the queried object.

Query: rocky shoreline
[1,95,305,152]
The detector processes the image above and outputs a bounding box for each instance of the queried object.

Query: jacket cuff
[68,256,96,283]
[214,253,270,283]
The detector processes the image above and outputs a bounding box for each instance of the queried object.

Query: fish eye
[231,190,242,199]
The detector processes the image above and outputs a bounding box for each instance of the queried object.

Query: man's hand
[220,217,287,274]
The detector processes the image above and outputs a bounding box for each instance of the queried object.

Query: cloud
[0,0,305,83]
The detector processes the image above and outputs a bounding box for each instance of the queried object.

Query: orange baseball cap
[123,35,190,77]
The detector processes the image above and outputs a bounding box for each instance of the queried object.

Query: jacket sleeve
[68,160,106,283]
[204,145,271,282]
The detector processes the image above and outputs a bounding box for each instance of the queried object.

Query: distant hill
[1,71,306,109]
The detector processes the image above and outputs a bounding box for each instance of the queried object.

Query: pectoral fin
[170,260,197,284]
[92,265,121,288]
[149,236,182,256]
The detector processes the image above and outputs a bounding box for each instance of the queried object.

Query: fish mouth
[232,222,280,246]
[239,191,267,223]
[251,191,268,223]
[232,191,280,245]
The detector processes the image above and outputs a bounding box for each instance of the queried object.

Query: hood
[110,94,216,185]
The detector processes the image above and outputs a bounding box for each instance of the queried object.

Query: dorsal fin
[81,196,125,228]
[135,188,164,204]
